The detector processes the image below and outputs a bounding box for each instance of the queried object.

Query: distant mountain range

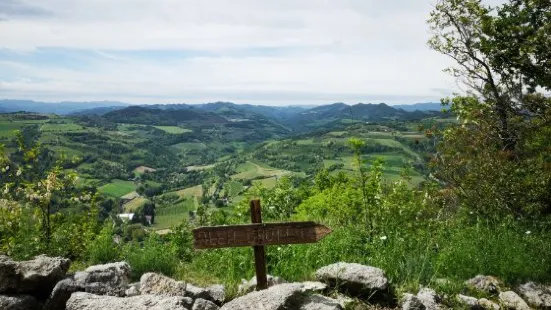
[0,99,443,115]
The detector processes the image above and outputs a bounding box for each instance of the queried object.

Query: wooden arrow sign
[193,221,332,249]
[192,200,332,290]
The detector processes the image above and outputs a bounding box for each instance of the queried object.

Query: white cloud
[0,0,466,104]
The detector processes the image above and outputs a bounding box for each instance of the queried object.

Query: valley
[0,102,447,231]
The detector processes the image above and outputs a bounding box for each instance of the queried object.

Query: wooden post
[250,199,268,290]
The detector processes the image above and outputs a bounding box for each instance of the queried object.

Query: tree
[428,0,551,217]
[428,0,551,151]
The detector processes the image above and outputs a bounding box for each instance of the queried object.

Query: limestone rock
[299,294,343,310]
[0,294,39,310]
[478,298,500,310]
[517,282,551,309]
[186,283,211,300]
[238,275,287,294]
[499,291,530,310]
[457,294,480,309]
[0,256,19,293]
[73,262,131,297]
[140,272,186,297]
[43,279,84,310]
[193,298,220,310]
[315,262,389,297]
[300,281,327,293]
[335,294,355,309]
[0,255,70,296]
[466,275,502,294]
[402,293,426,310]
[416,288,441,310]
[221,283,305,310]
[205,284,225,305]
[66,292,193,310]
[125,282,141,297]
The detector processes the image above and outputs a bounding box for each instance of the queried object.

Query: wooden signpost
[192,199,332,290]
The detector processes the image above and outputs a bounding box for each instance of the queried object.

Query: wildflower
[380,236,387,241]
[5,165,9,171]
[16,169,22,176]
[277,247,282,251]
[526,231,531,235]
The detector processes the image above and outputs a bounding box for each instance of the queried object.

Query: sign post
[192,199,332,290]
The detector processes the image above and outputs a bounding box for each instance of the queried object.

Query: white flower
[16,169,22,176]
[5,165,9,171]
[380,236,387,241]
[277,247,282,251]
[525,231,531,235]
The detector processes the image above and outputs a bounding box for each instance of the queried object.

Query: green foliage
[123,234,179,280]
[86,224,122,265]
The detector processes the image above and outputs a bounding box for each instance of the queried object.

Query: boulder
[402,293,426,310]
[478,298,500,310]
[205,284,225,305]
[140,273,186,297]
[66,292,193,310]
[499,291,530,310]
[457,294,480,309]
[0,255,70,297]
[238,275,287,294]
[315,263,389,298]
[44,262,131,310]
[416,288,441,310]
[517,282,551,309]
[221,283,306,310]
[73,262,130,296]
[334,294,355,309]
[466,275,502,294]
[0,294,39,310]
[186,283,211,300]
[299,294,343,310]
[193,298,220,310]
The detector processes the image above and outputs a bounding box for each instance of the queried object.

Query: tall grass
[179,217,551,297]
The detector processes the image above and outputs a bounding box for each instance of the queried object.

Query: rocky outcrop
[315,262,389,299]
[205,284,225,305]
[478,298,500,310]
[299,294,343,310]
[73,262,131,296]
[517,282,551,309]
[66,292,192,310]
[0,294,39,310]
[0,255,70,297]
[499,291,531,310]
[466,275,502,294]
[456,294,479,309]
[140,272,186,296]
[402,293,426,310]
[222,283,305,310]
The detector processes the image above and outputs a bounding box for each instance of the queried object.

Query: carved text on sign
[193,222,332,249]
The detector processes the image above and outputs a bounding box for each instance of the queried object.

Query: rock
[335,294,355,309]
[315,262,389,297]
[517,282,551,308]
[466,275,502,294]
[402,293,426,310]
[74,262,131,297]
[300,281,327,293]
[205,284,225,305]
[125,282,141,297]
[416,288,441,310]
[238,275,287,294]
[478,298,500,310]
[0,256,20,293]
[43,279,84,310]
[0,255,70,297]
[457,294,480,309]
[140,273,186,297]
[499,291,530,310]
[299,294,343,310]
[193,298,220,310]
[221,283,305,310]
[66,292,192,310]
[186,283,211,300]
[0,294,39,310]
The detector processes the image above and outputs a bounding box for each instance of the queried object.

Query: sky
[0,0,503,105]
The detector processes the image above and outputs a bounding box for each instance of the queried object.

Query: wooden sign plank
[192,221,332,249]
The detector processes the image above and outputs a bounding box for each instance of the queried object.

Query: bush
[123,234,178,280]
[86,224,122,265]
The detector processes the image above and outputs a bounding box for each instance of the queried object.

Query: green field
[152,126,192,134]
[98,180,137,198]
[40,122,85,132]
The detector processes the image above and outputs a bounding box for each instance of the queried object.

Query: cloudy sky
[0,0,501,105]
